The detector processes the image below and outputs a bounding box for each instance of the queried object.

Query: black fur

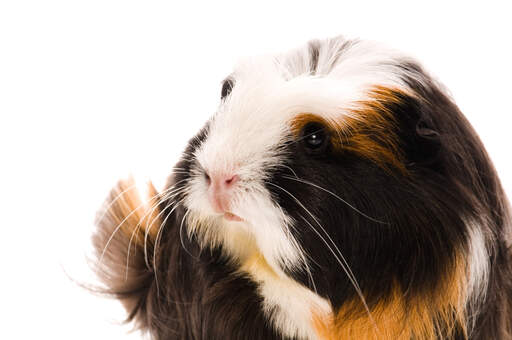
[139,207,292,340]
[93,38,512,339]
[270,68,512,339]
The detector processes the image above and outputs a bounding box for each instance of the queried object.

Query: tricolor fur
[93,36,512,339]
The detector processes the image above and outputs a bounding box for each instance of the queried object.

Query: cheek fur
[271,82,499,339]
[184,173,305,275]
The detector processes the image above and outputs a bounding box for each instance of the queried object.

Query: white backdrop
[1,1,511,339]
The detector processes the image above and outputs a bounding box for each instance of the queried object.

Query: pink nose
[207,173,239,213]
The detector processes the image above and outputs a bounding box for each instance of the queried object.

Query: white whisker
[125,191,182,278]
[266,181,379,334]
[143,185,187,268]
[152,197,186,297]
[121,185,185,279]
[282,175,387,224]
[178,209,197,259]
[95,183,138,225]
[98,187,175,267]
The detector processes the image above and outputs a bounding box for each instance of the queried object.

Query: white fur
[185,181,303,273]
[188,36,415,263]
[240,255,332,340]
[466,220,490,308]
[184,36,421,338]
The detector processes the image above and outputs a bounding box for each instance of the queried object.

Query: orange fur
[105,178,161,247]
[290,87,407,173]
[312,253,468,340]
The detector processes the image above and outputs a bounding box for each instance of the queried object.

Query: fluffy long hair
[93,36,512,339]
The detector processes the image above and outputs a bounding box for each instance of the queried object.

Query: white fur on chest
[239,253,332,340]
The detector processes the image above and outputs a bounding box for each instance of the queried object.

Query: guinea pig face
[182,41,417,271]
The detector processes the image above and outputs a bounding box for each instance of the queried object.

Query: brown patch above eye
[290,86,409,174]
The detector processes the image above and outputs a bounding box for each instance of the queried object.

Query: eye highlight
[300,122,329,153]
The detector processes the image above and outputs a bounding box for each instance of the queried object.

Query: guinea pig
[92,36,512,340]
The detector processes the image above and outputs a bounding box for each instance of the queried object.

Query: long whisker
[124,220,142,281]
[124,190,184,280]
[278,164,299,179]
[98,186,177,266]
[266,181,378,333]
[298,214,377,328]
[120,178,188,292]
[95,183,139,225]
[125,193,173,276]
[152,198,186,297]
[143,190,185,268]
[122,190,185,280]
[143,185,187,268]
[123,185,182,269]
[266,182,363,293]
[281,175,387,224]
[178,209,197,260]
[287,224,317,293]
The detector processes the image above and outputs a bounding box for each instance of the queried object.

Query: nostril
[225,175,239,186]
[207,172,239,189]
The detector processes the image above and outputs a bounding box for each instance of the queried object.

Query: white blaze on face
[185,38,414,273]
[189,98,302,273]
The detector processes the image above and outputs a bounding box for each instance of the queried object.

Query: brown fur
[291,86,407,173]
[312,251,468,340]
[92,178,161,323]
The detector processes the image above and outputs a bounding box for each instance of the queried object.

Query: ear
[401,113,443,168]
[92,177,161,328]
[416,119,440,140]
[414,118,442,164]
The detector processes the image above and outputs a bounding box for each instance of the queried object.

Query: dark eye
[221,78,234,99]
[301,122,329,152]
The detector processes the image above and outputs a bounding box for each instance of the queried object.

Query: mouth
[223,212,244,222]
